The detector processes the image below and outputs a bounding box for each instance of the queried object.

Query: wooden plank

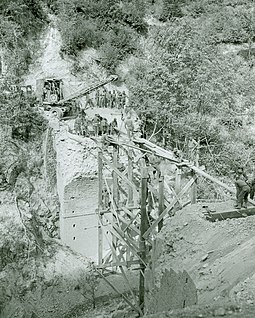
[112,146,119,263]
[158,175,164,232]
[103,175,121,228]
[143,177,197,239]
[205,207,255,221]
[128,148,134,205]
[98,150,103,266]
[122,206,140,221]
[190,172,197,204]
[102,250,112,265]
[164,181,183,208]
[101,154,138,193]
[175,167,181,194]
[103,214,140,253]
[139,166,149,312]
[133,138,179,163]
[117,214,140,236]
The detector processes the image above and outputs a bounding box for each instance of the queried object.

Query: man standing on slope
[234,172,250,209]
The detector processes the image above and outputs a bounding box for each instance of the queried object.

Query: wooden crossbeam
[101,154,138,193]
[122,206,140,219]
[143,177,196,239]
[148,183,170,205]
[103,214,140,254]
[164,180,183,208]
[117,214,140,236]
[102,250,112,265]
[133,137,179,163]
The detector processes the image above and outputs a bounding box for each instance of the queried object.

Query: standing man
[125,115,134,139]
[92,114,101,137]
[74,114,82,135]
[234,173,250,209]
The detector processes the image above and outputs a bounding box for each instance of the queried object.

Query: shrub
[0,93,47,142]
[56,0,147,70]
[60,17,102,55]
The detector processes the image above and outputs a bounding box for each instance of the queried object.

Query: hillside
[1,0,255,318]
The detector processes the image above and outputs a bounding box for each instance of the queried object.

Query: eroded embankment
[155,202,255,306]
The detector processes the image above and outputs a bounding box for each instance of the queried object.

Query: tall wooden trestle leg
[93,136,255,315]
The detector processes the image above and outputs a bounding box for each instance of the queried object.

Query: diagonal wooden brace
[143,177,197,239]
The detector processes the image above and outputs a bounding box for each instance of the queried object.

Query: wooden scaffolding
[95,135,255,315]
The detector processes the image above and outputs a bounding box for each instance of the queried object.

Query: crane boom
[57,74,118,105]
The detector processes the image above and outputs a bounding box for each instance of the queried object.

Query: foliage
[0,0,48,76]
[56,0,147,71]
[99,25,138,72]
[159,0,186,21]
[0,91,47,142]
[125,8,255,176]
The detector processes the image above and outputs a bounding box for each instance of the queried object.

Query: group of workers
[234,166,255,209]
[84,90,128,109]
[74,112,118,137]
[74,107,136,139]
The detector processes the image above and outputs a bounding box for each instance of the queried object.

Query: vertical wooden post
[126,149,134,264]
[175,167,181,194]
[98,149,103,266]
[191,143,199,204]
[128,149,134,206]
[158,174,164,232]
[139,166,149,313]
[190,171,197,204]
[112,145,119,262]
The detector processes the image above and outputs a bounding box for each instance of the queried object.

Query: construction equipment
[35,75,118,118]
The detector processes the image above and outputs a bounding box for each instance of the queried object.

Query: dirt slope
[156,201,255,307]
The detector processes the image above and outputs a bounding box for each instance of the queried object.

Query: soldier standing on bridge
[95,90,100,107]
[74,114,82,135]
[100,117,108,135]
[125,115,134,139]
[109,118,118,135]
[234,169,250,209]
[81,111,88,136]
[92,114,101,137]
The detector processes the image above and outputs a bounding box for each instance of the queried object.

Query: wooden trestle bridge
[94,134,255,313]
[68,131,255,315]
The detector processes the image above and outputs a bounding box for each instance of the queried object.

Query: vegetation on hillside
[51,0,148,71]
[49,0,255,177]
[123,0,255,177]
[1,0,255,317]
[0,0,48,77]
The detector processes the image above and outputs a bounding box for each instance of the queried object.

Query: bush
[0,93,47,142]
[0,0,48,76]
[60,17,102,55]
[159,0,186,21]
[56,0,147,70]
[99,25,138,71]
